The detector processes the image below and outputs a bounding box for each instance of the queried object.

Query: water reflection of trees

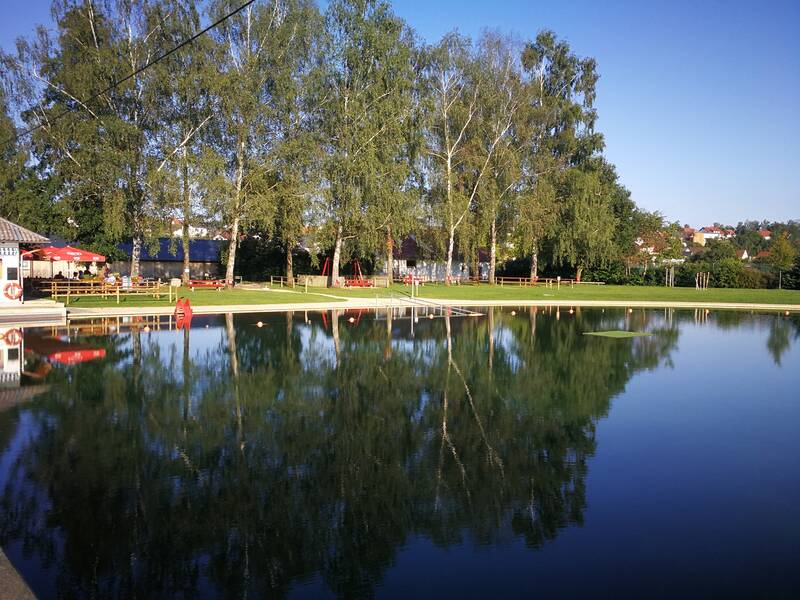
[1,308,679,598]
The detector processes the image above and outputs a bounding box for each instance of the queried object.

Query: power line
[7,0,257,145]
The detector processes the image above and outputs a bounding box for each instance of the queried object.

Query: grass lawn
[60,283,800,309]
[61,287,341,308]
[296,283,800,305]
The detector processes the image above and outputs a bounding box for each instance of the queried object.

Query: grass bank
[59,283,800,309]
[299,283,800,305]
[61,287,340,308]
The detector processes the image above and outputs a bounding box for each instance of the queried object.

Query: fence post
[116,285,120,304]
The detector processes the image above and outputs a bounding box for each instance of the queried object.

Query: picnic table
[188,279,226,291]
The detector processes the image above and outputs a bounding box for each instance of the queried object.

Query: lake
[0,307,798,598]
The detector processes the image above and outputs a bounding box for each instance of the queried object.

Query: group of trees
[1,0,660,285]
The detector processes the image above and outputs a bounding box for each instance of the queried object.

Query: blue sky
[2,0,798,226]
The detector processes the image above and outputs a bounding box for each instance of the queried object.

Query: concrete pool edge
[62,298,800,319]
[0,548,36,599]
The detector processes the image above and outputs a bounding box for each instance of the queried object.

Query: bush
[715,258,744,288]
[736,267,765,289]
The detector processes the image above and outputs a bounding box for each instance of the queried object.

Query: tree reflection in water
[0,307,686,597]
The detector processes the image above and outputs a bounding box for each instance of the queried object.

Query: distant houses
[170,218,209,239]
[692,226,735,247]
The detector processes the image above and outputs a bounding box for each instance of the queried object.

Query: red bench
[189,279,226,291]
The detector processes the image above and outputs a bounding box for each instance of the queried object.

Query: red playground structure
[344,259,373,287]
[321,257,373,288]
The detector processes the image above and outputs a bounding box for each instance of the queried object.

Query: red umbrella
[26,245,106,262]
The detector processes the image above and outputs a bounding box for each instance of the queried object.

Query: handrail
[388,289,481,317]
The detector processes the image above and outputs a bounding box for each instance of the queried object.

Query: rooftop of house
[0,217,50,244]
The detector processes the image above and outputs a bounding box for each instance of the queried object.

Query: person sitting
[78,269,85,279]
[54,271,65,280]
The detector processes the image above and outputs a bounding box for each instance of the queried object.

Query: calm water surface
[0,307,798,599]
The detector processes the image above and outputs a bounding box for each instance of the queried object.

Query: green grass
[59,283,800,309]
[584,330,653,338]
[297,283,800,305]
[61,287,341,308]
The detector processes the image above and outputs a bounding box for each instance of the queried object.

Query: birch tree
[1,0,168,269]
[472,31,523,284]
[205,0,306,284]
[316,0,416,286]
[152,0,216,283]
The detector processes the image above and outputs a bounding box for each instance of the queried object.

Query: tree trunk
[225,139,245,285]
[286,243,293,281]
[445,227,455,285]
[181,147,191,285]
[779,270,782,290]
[576,266,583,282]
[182,325,190,421]
[330,224,343,287]
[225,215,240,285]
[487,306,494,370]
[489,216,497,285]
[331,309,340,361]
[529,244,538,281]
[130,233,143,279]
[385,226,393,278]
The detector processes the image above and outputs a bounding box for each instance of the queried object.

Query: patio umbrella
[48,348,107,365]
[29,246,106,262]
[23,245,106,278]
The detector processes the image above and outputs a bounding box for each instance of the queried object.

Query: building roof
[0,217,50,244]
[759,230,772,238]
[118,238,223,262]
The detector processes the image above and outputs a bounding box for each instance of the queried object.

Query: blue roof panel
[118,239,223,262]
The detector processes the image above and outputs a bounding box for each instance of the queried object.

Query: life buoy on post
[2,328,22,347]
[3,282,23,301]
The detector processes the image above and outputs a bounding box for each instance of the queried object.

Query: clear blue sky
[2,0,798,226]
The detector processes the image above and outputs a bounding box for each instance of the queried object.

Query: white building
[0,217,50,305]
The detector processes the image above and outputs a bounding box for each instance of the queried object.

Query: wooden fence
[42,279,175,304]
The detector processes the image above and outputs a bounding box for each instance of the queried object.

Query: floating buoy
[428,314,434,319]
[785,311,790,316]
[143,326,150,333]
[568,308,574,315]
[628,308,633,314]
[510,310,516,316]
[256,321,264,328]
[348,317,355,323]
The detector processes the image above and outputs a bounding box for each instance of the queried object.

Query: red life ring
[3,282,23,300]
[2,328,22,347]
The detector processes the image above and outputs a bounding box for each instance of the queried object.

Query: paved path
[0,549,35,599]
[65,296,799,319]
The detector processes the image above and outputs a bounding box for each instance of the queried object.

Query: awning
[23,245,106,262]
